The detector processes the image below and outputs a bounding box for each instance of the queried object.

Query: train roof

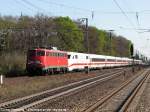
[28,48,67,53]
[67,51,133,60]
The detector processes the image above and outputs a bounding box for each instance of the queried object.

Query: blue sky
[1,0,150,57]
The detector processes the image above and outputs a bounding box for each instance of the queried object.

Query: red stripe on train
[68,62,129,67]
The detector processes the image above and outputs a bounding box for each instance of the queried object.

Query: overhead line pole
[78,18,89,74]
[78,18,89,53]
[85,18,89,53]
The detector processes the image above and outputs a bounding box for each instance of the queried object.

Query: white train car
[105,56,116,67]
[134,59,142,65]
[88,54,106,69]
[67,52,107,71]
[67,52,90,71]
[67,51,136,71]
[127,58,133,65]
[115,57,123,66]
[121,57,129,66]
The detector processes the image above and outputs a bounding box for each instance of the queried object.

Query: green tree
[54,17,84,52]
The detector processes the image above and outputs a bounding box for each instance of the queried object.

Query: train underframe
[26,65,68,75]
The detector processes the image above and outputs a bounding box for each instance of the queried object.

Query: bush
[0,52,26,77]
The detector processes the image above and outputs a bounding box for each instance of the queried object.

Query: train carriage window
[53,53,56,57]
[48,52,52,56]
[75,55,78,59]
[107,59,116,62]
[61,53,64,57]
[65,54,67,57]
[59,53,61,57]
[55,53,58,57]
[55,53,57,57]
[63,53,65,57]
[54,53,56,56]
[50,52,53,56]
[58,53,60,57]
[92,58,105,62]
[62,53,64,57]
[60,53,62,57]
[57,53,59,57]
[117,60,122,62]
[46,52,49,56]
[86,56,89,59]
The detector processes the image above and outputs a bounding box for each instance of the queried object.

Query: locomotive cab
[26,49,45,74]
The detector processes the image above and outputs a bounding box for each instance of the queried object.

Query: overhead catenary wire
[21,0,51,15]
[14,0,34,14]
[121,0,142,39]
[37,0,150,15]
[22,0,43,11]
[39,0,95,19]
[121,0,141,28]
[112,0,136,29]
[2,0,150,17]
[39,0,91,12]
[1,0,19,15]
[122,0,133,12]
[1,0,150,32]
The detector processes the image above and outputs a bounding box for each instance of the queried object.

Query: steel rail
[118,70,150,112]
[83,69,149,112]
[16,71,123,111]
[0,69,125,111]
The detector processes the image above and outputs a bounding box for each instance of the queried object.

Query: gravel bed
[136,74,150,112]
[39,69,138,112]
[0,68,119,103]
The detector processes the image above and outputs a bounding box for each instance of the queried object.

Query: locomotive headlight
[35,60,41,64]
[28,60,42,65]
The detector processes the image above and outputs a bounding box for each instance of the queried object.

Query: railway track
[83,68,150,112]
[0,69,126,112]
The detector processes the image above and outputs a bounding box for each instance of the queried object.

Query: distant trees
[0,15,132,57]
[82,26,131,57]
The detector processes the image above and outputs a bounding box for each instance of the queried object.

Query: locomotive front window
[28,50,45,56]
[36,51,45,56]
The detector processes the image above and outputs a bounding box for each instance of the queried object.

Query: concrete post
[0,75,3,85]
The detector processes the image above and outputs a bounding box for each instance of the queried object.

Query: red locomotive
[26,47,68,74]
